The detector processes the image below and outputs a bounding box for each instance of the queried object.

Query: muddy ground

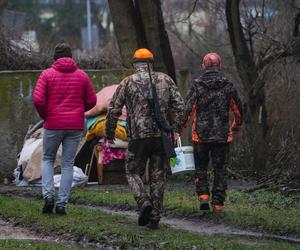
[0,183,299,246]
[88,205,300,244]
[0,218,116,249]
[0,219,43,241]
[0,219,85,248]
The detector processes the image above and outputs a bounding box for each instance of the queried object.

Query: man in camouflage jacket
[181,53,243,212]
[106,48,184,228]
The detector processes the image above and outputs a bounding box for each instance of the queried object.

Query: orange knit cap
[132,48,154,63]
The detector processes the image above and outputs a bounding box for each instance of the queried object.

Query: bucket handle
[177,137,182,148]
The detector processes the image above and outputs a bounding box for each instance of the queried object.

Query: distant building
[1,9,26,39]
[81,25,99,50]
[37,0,67,4]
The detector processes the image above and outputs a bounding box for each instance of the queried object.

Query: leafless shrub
[0,27,122,70]
[77,40,122,69]
[0,26,52,70]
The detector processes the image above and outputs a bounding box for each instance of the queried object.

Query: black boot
[138,201,153,226]
[198,194,210,211]
[42,197,54,214]
[55,205,66,215]
[146,220,159,230]
[199,200,210,211]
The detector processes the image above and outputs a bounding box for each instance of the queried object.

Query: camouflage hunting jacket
[181,71,243,143]
[106,63,184,141]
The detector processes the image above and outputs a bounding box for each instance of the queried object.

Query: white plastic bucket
[170,138,195,175]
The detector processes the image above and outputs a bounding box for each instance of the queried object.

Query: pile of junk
[14,84,128,187]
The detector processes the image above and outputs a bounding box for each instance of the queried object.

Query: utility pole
[86,0,92,50]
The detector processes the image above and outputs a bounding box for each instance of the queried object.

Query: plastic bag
[54,166,88,188]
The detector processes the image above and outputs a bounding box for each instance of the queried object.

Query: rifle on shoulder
[147,63,176,159]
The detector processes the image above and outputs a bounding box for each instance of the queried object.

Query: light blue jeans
[42,129,82,207]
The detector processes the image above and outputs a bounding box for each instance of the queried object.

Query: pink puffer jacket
[33,57,97,130]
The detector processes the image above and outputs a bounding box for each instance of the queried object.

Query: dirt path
[88,206,300,244]
[0,219,107,249]
[1,185,299,245]
[0,219,43,240]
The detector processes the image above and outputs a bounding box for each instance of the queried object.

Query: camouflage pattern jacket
[182,71,243,143]
[106,63,184,141]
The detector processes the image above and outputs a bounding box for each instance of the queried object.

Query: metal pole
[86,0,92,50]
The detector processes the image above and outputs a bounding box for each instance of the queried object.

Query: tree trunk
[108,0,176,81]
[137,0,176,81]
[107,0,140,68]
[226,0,268,174]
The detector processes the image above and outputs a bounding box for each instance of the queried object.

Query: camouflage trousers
[193,143,229,205]
[126,137,166,222]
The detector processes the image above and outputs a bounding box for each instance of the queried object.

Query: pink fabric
[120,107,127,121]
[102,141,126,165]
[85,84,118,117]
[33,57,97,130]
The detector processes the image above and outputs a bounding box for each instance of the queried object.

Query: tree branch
[225,0,258,90]
[186,0,199,20]
[164,0,199,24]
[259,39,300,69]
[167,27,202,58]
[294,12,300,37]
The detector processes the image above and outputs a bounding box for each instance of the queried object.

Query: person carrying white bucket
[170,138,195,175]
[105,48,184,230]
[180,53,243,212]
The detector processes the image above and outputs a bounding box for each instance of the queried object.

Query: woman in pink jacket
[33,43,97,215]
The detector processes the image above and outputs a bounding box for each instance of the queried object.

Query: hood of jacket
[199,70,228,90]
[133,62,153,74]
[52,57,77,73]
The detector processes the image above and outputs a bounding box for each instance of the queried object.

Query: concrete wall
[0,69,190,180]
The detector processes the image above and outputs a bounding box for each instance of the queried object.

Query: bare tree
[225,0,300,173]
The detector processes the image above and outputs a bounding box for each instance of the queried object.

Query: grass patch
[0,240,74,250]
[69,187,300,235]
[0,196,298,250]
[219,190,300,234]
[70,187,135,208]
